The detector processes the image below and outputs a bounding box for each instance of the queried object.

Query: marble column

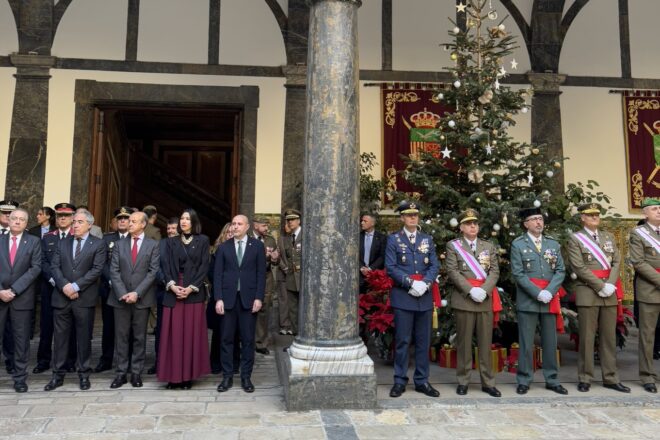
[5,54,55,215]
[279,65,307,214]
[281,0,376,411]
[527,72,567,192]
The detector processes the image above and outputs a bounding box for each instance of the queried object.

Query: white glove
[469,287,487,303]
[537,290,553,303]
[411,280,428,295]
[408,287,424,297]
[597,289,609,298]
[601,283,616,297]
[49,277,55,287]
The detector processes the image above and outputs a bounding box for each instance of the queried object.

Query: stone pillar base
[277,343,377,411]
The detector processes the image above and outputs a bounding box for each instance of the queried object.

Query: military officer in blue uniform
[385,201,440,398]
[510,206,567,395]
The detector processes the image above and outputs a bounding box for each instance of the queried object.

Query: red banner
[381,84,453,197]
[623,93,660,210]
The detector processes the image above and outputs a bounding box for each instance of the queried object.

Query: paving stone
[104,416,157,433]
[143,402,206,415]
[354,425,408,439]
[345,410,374,425]
[465,409,514,425]
[16,398,55,406]
[52,396,100,405]
[83,402,145,416]
[238,428,294,440]
[43,416,106,434]
[490,425,545,438]
[0,418,48,435]
[406,408,452,425]
[0,405,29,418]
[119,433,183,440]
[29,403,85,417]
[443,409,477,424]
[373,409,409,425]
[262,411,322,426]
[599,407,658,424]
[211,413,262,428]
[572,409,612,424]
[580,425,644,439]
[499,408,547,425]
[289,426,326,439]
[640,408,660,423]
[65,434,125,440]
[537,408,584,425]
[158,414,216,430]
[445,425,496,439]
[182,429,240,440]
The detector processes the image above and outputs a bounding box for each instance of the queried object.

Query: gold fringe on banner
[609,89,660,97]
[364,82,450,91]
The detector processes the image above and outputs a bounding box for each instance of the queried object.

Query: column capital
[526,71,567,95]
[10,54,56,80]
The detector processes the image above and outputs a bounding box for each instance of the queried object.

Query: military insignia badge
[424,256,429,264]
[602,241,614,253]
[478,250,491,270]
[109,242,114,249]
[418,239,429,254]
[543,249,558,269]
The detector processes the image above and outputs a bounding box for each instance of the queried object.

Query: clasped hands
[469,287,487,303]
[120,292,139,304]
[62,283,79,300]
[0,289,16,303]
[597,283,616,298]
[536,290,553,303]
[408,280,428,297]
[170,284,193,300]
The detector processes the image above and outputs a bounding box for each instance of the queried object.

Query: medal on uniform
[424,256,429,264]
[402,255,407,262]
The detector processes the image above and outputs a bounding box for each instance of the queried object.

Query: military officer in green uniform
[510,206,567,395]
[629,197,660,394]
[252,217,279,355]
[278,209,302,335]
[446,209,501,397]
[566,203,629,393]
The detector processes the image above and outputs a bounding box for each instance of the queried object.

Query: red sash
[410,274,442,308]
[529,278,567,333]
[466,278,502,327]
[592,269,624,321]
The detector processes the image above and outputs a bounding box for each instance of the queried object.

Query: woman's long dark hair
[177,208,202,235]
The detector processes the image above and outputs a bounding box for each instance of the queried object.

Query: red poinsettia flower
[365,269,394,292]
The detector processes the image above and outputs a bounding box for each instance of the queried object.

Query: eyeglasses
[525,216,544,222]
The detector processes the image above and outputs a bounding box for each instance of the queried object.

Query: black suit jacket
[41,230,70,282]
[0,233,42,310]
[213,236,266,310]
[50,235,106,309]
[160,235,210,307]
[28,224,55,238]
[109,235,160,309]
[359,230,386,270]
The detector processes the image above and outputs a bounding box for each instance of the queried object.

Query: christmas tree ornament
[475,197,481,203]
[490,177,497,184]
[546,170,554,178]
[527,172,534,184]
[533,200,541,208]
[456,2,467,13]
[478,89,494,104]
[487,10,498,20]
[453,80,462,88]
[485,144,493,155]
[553,161,561,168]
[441,146,452,158]
[521,107,528,114]
[493,223,501,231]
[492,140,497,145]
[450,52,458,61]
[449,218,459,228]
[498,24,506,31]
[510,59,518,70]
[453,26,461,35]
[502,213,509,228]
[491,231,498,236]
[531,148,539,155]
[448,120,456,128]
[494,79,501,90]
[436,92,444,100]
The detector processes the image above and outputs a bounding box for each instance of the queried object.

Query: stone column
[5,54,56,215]
[280,65,307,214]
[527,72,567,192]
[281,0,376,411]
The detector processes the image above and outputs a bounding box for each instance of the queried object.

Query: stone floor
[0,328,658,439]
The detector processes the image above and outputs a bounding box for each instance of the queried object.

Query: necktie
[470,241,476,253]
[1,228,7,235]
[291,233,296,247]
[364,234,373,266]
[75,237,82,259]
[592,233,599,243]
[61,232,66,240]
[9,236,17,266]
[409,234,415,245]
[534,239,542,252]
[237,240,243,291]
[131,237,139,264]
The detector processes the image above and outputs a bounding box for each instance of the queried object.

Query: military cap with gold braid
[641,197,660,208]
[284,209,301,220]
[395,200,420,214]
[577,202,602,215]
[458,208,479,224]
[54,202,76,215]
[253,216,270,224]
[114,206,134,219]
[0,200,19,213]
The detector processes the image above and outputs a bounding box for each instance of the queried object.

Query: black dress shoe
[256,347,270,355]
[241,378,255,393]
[146,365,157,375]
[6,365,16,375]
[545,384,568,395]
[44,378,64,391]
[217,377,233,392]
[94,363,112,373]
[79,377,91,390]
[13,381,27,393]
[482,386,501,397]
[33,364,50,374]
[603,382,630,393]
[456,385,468,395]
[516,384,529,395]
[165,382,180,390]
[389,383,406,398]
[577,382,590,392]
[181,381,192,390]
[414,383,440,397]
[130,374,143,388]
[643,383,657,393]
[110,375,127,389]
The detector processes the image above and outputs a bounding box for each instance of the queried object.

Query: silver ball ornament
[453,27,460,35]
[448,120,456,128]
[493,223,501,231]
[449,218,459,228]
[546,170,554,178]
[453,80,461,88]
[533,200,541,208]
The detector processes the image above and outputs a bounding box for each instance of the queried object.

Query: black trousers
[221,298,256,380]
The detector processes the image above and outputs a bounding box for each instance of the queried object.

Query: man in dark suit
[44,209,105,391]
[108,211,160,388]
[0,208,41,392]
[214,215,266,393]
[28,206,56,238]
[359,213,386,293]
[93,206,132,373]
[385,201,440,398]
[34,202,77,374]
[0,199,19,376]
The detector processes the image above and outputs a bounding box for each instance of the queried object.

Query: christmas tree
[394,0,615,342]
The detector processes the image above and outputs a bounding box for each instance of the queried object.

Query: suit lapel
[11,235,30,267]
[0,235,9,267]
[73,236,91,267]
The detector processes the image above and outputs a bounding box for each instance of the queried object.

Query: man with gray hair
[44,209,105,391]
[0,208,41,392]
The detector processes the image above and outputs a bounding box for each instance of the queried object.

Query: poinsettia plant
[359,269,395,360]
